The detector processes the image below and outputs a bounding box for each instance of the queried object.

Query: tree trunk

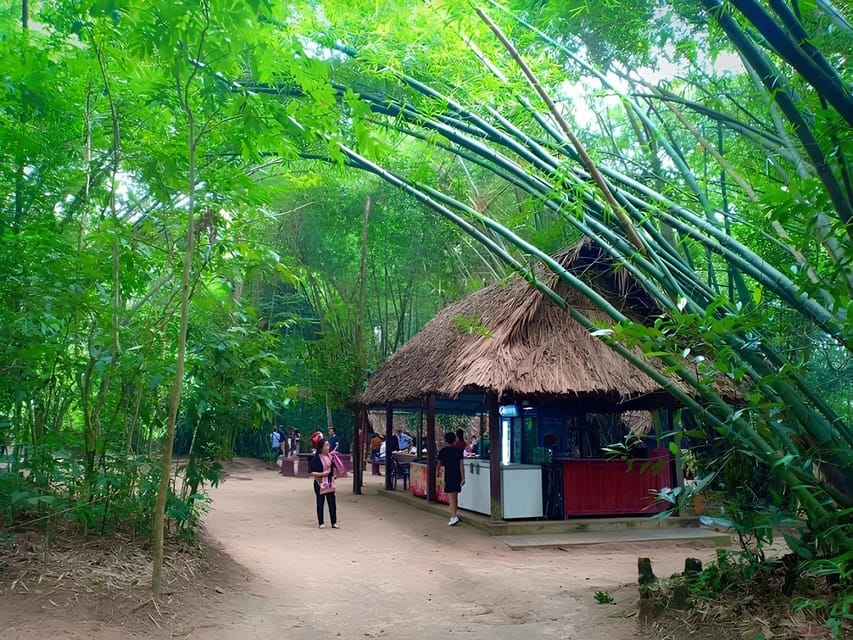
[151,89,198,595]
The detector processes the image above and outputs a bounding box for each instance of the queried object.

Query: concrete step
[496,527,731,550]
[377,487,706,537]
[485,515,701,537]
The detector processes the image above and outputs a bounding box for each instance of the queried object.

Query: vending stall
[358,241,732,520]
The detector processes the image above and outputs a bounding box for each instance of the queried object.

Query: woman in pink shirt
[309,440,341,529]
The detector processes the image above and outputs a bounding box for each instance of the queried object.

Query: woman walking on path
[309,440,340,529]
[436,432,465,526]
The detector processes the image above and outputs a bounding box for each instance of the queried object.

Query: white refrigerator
[458,459,543,519]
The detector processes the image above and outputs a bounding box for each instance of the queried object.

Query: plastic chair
[390,459,410,491]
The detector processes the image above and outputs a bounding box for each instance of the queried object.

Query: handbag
[330,451,347,477]
[319,472,335,495]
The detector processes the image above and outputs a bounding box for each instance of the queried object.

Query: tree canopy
[1,0,850,624]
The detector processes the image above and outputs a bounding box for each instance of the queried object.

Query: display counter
[458,460,543,519]
[562,450,672,516]
[409,461,448,504]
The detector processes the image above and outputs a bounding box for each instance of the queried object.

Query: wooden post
[426,393,436,502]
[352,407,365,495]
[417,407,424,460]
[683,557,703,580]
[385,405,393,491]
[479,412,485,456]
[487,392,502,521]
[638,557,657,596]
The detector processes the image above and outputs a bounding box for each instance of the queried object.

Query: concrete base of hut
[376,486,727,544]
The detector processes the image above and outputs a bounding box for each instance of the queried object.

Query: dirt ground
[1,458,727,639]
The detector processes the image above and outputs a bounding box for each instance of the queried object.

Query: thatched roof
[362,240,697,409]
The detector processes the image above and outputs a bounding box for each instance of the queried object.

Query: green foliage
[274,2,853,584]
[0,1,850,621]
[0,0,308,544]
[452,314,491,337]
[601,433,647,460]
[797,549,853,638]
[594,590,615,605]
[690,548,766,598]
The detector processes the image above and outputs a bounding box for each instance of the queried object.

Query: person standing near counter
[454,428,466,450]
[436,432,465,526]
[270,428,282,456]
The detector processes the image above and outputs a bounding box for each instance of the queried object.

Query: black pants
[313,482,337,526]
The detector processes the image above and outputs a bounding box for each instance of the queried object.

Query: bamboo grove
[251,0,853,555]
[1,0,850,606]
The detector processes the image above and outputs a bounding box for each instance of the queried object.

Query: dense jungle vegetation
[0,0,850,632]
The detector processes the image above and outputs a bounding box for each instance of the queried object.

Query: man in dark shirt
[436,432,465,526]
[328,427,340,453]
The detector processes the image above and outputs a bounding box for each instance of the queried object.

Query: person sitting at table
[370,433,384,476]
[396,427,412,452]
[387,432,400,454]
[465,435,478,458]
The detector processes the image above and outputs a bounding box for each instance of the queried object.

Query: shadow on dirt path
[193,460,719,640]
[0,459,722,639]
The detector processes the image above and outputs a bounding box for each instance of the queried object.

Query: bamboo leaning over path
[699,0,853,237]
[475,7,648,257]
[238,2,852,547]
[312,85,844,450]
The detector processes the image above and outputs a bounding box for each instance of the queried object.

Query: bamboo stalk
[327,145,565,309]
[351,83,847,343]
[700,0,853,236]
[475,7,648,256]
[731,0,853,126]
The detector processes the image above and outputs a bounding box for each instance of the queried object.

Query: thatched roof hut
[363,240,690,411]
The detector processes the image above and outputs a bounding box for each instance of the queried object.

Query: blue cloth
[329,434,340,452]
[397,432,413,450]
[270,431,281,449]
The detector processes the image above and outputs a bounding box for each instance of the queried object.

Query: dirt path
[1,459,725,639]
[192,459,721,640]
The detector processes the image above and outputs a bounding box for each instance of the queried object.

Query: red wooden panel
[409,463,449,504]
[563,450,672,516]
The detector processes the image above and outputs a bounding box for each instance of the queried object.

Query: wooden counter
[562,450,672,516]
[409,462,448,504]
